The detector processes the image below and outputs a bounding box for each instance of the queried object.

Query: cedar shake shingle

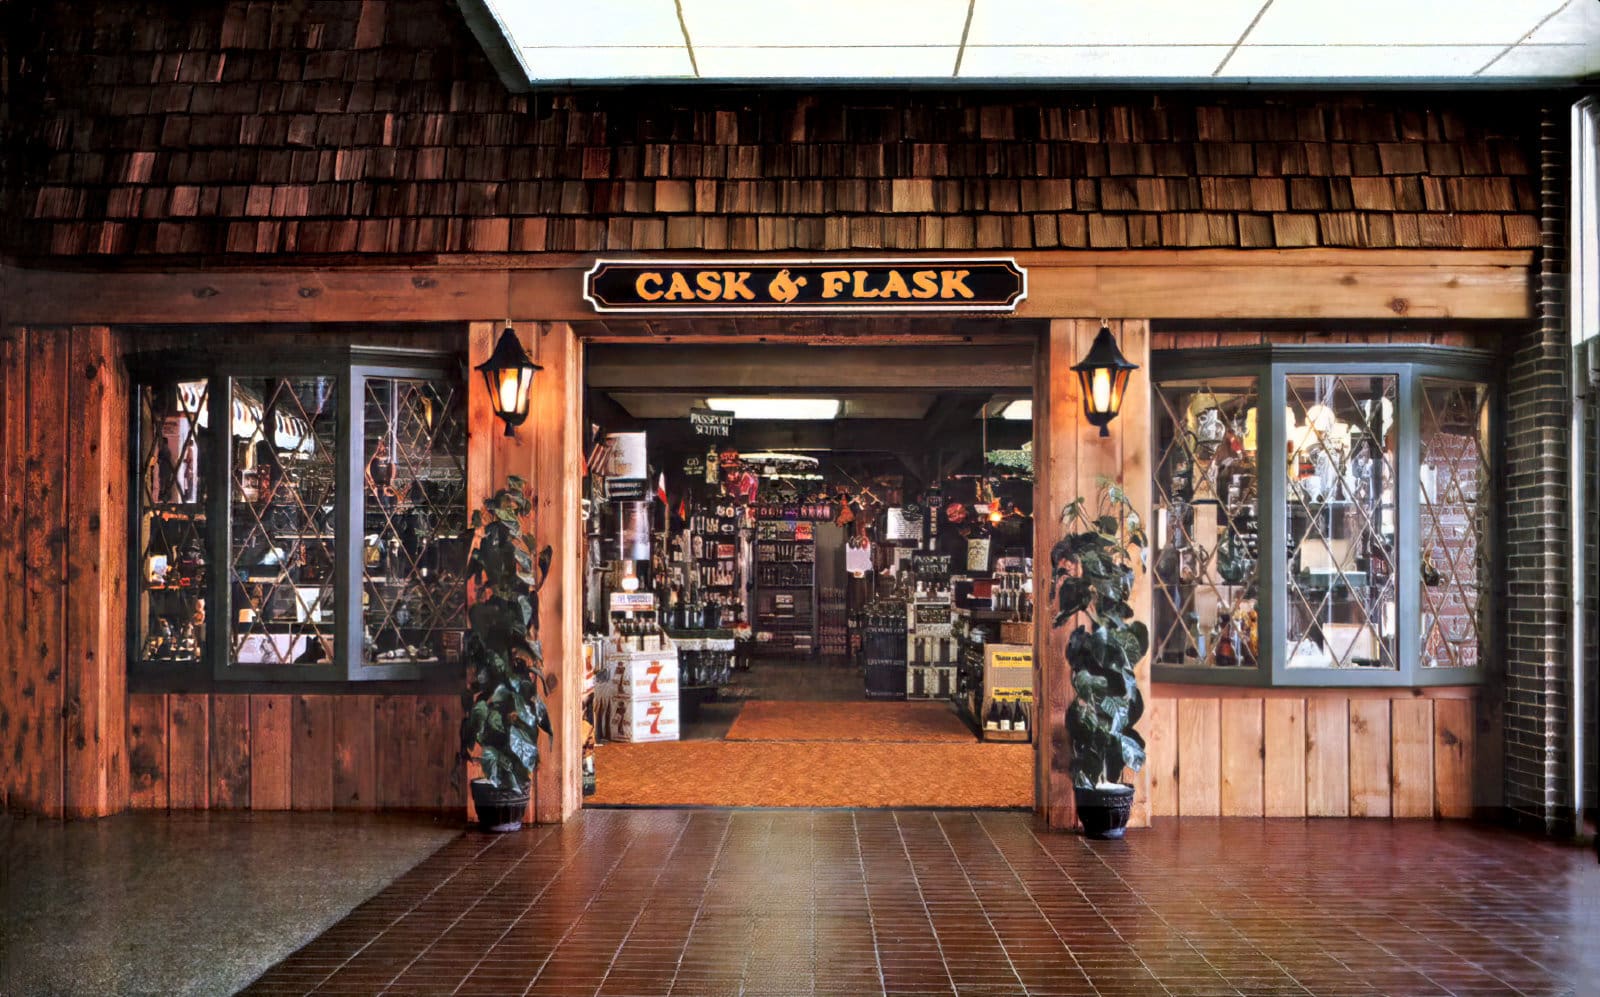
[0,0,1541,257]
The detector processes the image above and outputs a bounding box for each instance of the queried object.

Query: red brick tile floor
[242,810,1600,997]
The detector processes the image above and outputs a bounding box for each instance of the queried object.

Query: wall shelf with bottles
[1151,344,1495,688]
[129,347,467,684]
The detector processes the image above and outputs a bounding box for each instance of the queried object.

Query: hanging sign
[585,258,1027,313]
[690,407,734,439]
[603,431,648,500]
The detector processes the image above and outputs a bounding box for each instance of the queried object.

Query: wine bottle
[984,699,1001,731]
[1013,700,1028,735]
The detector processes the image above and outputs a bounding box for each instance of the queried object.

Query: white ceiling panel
[522,46,697,80]
[960,45,1233,78]
[681,0,969,47]
[1525,0,1600,43]
[966,0,1263,46]
[1245,0,1563,46]
[1479,43,1600,76]
[492,0,683,47]
[694,46,960,78]
[465,0,1600,85]
[1222,44,1505,77]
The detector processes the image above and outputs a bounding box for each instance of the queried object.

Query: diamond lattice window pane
[361,376,468,666]
[1284,375,1397,670]
[1418,379,1491,669]
[136,379,211,663]
[1152,378,1260,669]
[229,377,339,667]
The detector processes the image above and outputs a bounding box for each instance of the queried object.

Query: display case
[1151,345,1495,687]
[130,347,466,683]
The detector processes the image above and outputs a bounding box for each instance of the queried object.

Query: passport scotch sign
[584,258,1027,314]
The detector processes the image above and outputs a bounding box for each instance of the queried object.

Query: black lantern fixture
[1072,323,1139,437]
[476,325,542,437]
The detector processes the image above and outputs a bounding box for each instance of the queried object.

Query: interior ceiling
[607,391,944,420]
[588,342,1033,423]
[462,0,1599,86]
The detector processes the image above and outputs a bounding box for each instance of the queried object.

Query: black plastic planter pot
[470,779,530,833]
[1074,784,1135,839]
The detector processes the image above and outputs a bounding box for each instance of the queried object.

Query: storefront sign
[584,259,1027,313]
[690,407,734,439]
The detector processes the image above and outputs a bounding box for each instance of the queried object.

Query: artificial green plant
[1049,476,1150,790]
[459,476,554,793]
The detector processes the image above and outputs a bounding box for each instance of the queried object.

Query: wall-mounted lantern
[476,326,541,437]
[1072,323,1139,437]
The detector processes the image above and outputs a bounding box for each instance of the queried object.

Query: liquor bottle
[984,699,1002,731]
[1213,612,1238,667]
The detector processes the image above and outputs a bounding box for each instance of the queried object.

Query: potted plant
[460,476,554,832]
[1049,477,1149,839]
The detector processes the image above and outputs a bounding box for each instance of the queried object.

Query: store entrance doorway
[577,335,1041,808]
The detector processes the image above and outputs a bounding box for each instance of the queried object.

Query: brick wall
[0,0,1540,259]
[1501,106,1571,831]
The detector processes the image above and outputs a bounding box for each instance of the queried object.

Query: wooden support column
[64,327,131,817]
[467,321,583,824]
[1034,319,1153,832]
[530,322,584,823]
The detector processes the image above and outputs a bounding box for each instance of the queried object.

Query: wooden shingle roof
[3,0,1541,260]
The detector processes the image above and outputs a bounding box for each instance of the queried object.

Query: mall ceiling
[459,0,1600,89]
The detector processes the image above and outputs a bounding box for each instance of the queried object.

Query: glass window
[132,353,466,683]
[228,376,340,669]
[361,376,469,667]
[135,379,212,665]
[1150,346,1493,687]
[1418,379,1492,669]
[1153,378,1260,669]
[1284,374,1398,671]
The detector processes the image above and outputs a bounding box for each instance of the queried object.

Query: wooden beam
[3,251,1533,325]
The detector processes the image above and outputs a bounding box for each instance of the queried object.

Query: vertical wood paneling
[1118,320,1153,828]
[291,695,335,810]
[166,693,209,809]
[1306,698,1349,817]
[1220,699,1264,817]
[1434,698,1474,818]
[1348,699,1391,817]
[1144,697,1178,817]
[127,693,168,809]
[375,694,411,808]
[209,695,251,809]
[20,329,69,815]
[1390,699,1433,818]
[1177,698,1221,816]
[64,326,130,817]
[412,697,457,816]
[0,329,23,813]
[1033,322,1075,829]
[531,322,583,823]
[249,695,292,810]
[1263,698,1307,817]
[333,694,377,809]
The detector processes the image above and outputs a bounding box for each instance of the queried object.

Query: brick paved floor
[243,810,1599,997]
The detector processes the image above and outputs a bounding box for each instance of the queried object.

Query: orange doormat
[589,740,1031,808]
[726,700,975,743]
